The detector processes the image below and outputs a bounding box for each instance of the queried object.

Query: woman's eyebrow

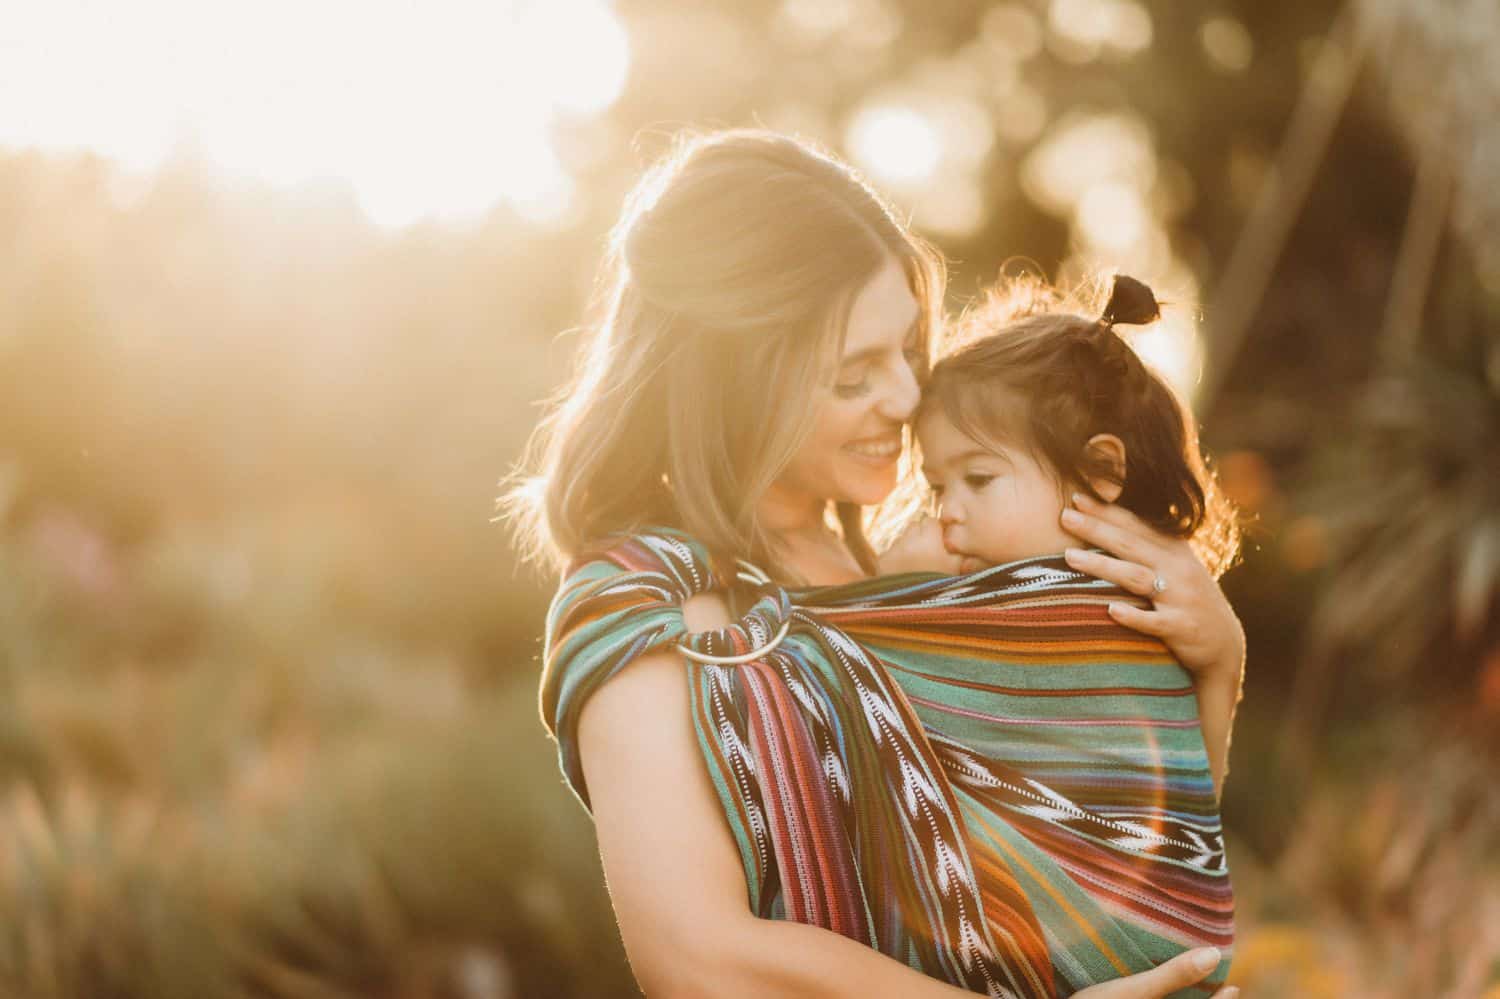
[839,318,920,366]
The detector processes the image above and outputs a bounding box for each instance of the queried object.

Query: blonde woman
[508,129,1245,998]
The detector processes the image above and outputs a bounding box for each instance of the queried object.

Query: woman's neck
[779,539,867,586]
[757,481,827,537]
[757,492,867,586]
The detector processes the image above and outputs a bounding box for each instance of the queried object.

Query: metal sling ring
[677,615,792,665]
[676,559,789,665]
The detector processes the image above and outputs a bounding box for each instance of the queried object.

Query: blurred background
[0,0,1496,996]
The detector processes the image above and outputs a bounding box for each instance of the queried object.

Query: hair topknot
[1100,274,1161,327]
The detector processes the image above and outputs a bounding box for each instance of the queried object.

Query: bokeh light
[0,0,629,229]
[1047,0,1154,62]
[1020,111,1158,215]
[982,3,1045,62]
[1201,15,1255,73]
[1077,181,1149,251]
[845,104,943,186]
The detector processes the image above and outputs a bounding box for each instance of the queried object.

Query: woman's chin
[835,468,898,505]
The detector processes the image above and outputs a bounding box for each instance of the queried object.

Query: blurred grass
[0,519,637,998]
[1221,724,1500,997]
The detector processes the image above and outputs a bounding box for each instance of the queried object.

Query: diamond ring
[1151,576,1168,595]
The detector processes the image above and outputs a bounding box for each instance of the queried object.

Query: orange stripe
[967,808,1136,978]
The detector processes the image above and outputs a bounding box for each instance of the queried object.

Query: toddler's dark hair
[916,274,1240,577]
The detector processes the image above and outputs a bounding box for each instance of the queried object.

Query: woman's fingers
[1105,601,1176,637]
[1064,547,1160,597]
[1117,947,1225,998]
[1070,489,1148,528]
[1210,988,1240,998]
[1070,947,1227,998]
[1059,498,1159,567]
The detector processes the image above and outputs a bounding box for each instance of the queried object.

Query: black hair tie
[1100,274,1161,327]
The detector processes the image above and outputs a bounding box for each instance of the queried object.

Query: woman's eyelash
[834,341,920,398]
[964,474,995,489]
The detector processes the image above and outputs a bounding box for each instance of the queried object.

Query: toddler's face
[916,407,1080,567]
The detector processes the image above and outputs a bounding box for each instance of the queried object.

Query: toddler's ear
[1083,434,1127,503]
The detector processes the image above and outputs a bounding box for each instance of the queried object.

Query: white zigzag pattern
[783,673,823,719]
[823,750,851,804]
[896,755,943,822]
[1182,827,1221,867]
[931,837,969,896]
[652,535,703,591]
[938,746,1227,871]
[855,681,905,746]
[717,718,754,775]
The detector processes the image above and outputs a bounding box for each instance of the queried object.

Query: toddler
[868,275,1241,994]
[881,274,1237,579]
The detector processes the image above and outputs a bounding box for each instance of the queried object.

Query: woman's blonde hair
[500,128,946,581]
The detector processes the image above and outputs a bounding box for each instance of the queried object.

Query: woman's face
[770,255,924,517]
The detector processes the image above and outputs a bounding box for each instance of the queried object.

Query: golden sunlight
[0,0,629,229]
[845,104,942,187]
[1129,304,1205,404]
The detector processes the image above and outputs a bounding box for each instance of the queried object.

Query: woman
[507,128,1245,997]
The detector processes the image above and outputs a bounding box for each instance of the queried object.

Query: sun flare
[0,0,629,229]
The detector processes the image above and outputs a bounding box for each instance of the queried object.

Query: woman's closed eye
[963,474,996,490]
[834,374,870,398]
[834,337,922,399]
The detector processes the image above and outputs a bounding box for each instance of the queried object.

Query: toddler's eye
[964,474,995,490]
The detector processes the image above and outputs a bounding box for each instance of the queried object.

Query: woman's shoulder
[546,524,717,636]
[555,524,724,594]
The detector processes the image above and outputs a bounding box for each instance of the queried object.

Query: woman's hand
[1059,493,1245,799]
[1073,947,1238,998]
[878,515,964,576]
[1059,492,1245,684]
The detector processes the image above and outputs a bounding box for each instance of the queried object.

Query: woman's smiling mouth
[843,434,901,463]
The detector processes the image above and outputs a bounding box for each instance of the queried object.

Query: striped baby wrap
[540,528,1234,998]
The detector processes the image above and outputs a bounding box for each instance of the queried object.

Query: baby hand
[878,516,965,575]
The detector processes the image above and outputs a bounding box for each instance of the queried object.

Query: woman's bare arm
[1191,674,1241,801]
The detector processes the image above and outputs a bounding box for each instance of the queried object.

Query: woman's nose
[876,354,922,423]
[939,499,962,525]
